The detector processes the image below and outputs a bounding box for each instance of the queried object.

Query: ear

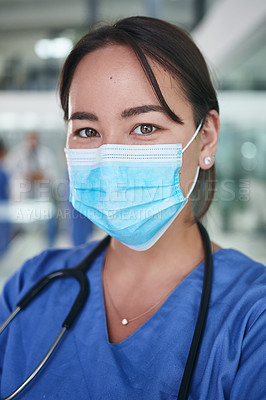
[198,110,220,170]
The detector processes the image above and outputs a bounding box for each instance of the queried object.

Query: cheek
[66,122,79,149]
[66,123,72,148]
[179,146,200,197]
[66,133,70,148]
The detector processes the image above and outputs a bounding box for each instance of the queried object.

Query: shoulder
[213,250,266,399]
[211,248,266,330]
[213,248,265,284]
[196,249,266,399]
[0,241,104,319]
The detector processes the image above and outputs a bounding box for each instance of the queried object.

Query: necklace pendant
[121,318,129,326]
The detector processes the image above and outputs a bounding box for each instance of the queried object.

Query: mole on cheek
[110,76,113,80]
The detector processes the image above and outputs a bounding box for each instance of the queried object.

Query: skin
[67,44,220,343]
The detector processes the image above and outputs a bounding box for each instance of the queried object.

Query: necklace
[103,267,179,326]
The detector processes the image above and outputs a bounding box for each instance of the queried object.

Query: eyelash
[74,128,99,138]
[132,124,159,135]
[73,124,160,138]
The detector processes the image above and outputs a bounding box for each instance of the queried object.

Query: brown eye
[133,124,157,135]
[76,128,99,138]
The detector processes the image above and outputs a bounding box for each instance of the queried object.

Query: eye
[133,124,158,135]
[75,128,99,138]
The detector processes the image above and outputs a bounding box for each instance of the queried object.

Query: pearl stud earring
[204,156,211,165]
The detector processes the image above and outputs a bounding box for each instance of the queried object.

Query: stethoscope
[0,221,213,400]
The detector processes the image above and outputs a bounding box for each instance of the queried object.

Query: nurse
[0,16,266,400]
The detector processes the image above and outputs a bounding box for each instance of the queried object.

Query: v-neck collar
[95,249,210,347]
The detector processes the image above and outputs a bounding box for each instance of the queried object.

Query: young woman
[0,16,265,400]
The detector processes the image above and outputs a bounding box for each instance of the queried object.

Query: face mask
[65,122,202,251]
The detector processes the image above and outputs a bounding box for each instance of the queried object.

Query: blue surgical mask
[65,122,202,251]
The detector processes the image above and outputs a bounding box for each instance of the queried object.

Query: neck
[104,210,204,283]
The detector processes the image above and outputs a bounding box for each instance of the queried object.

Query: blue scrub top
[0,242,266,399]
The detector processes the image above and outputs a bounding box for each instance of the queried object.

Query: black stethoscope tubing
[0,236,110,400]
[177,221,213,400]
[0,222,212,400]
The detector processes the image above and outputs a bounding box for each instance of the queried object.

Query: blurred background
[0,0,265,288]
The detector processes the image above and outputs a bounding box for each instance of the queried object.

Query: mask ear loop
[185,166,200,199]
[181,120,203,199]
[182,120,203,153]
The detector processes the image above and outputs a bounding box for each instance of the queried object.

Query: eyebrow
[68,111,98,122]
[121,104,166,118]
[68,104,167,122]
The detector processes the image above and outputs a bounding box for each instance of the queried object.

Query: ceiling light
[35,37,73,59]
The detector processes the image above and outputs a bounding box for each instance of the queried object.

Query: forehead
[73,44,143,75]
[72,44,162,81]
[69,44,190,117]
[70,44,163,94]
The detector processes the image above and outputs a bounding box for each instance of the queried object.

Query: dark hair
[60,16,219,220]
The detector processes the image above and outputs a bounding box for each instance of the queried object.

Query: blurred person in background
[7,131,56,200]
[0,16,265,400]
[0,138,12,256]
[6,131,59,246]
